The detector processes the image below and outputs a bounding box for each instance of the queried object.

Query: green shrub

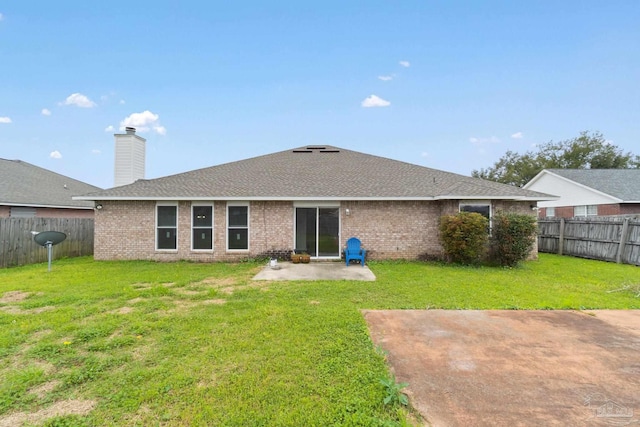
[489,211,537,267]
[439,212,489,265]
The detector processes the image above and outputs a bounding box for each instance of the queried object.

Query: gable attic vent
[292,146,340,153]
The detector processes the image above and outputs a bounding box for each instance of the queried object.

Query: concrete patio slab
[253,261,376,281]
[365,309,640,426]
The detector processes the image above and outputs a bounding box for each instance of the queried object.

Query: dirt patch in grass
[0,399,96,427]
[32,360,57,375]
[114,306,135,314]
[132,282,174,290]
[0,305,55,315]
[127,297,144,305]
[0,291,31,303]
[31,329,53,340]
[219,282,270,295]
[197,277,238,288]
[28,379,61,399]
[157,298,227,315]
[173,289,205,296]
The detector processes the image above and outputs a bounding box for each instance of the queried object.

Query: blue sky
[1,1,639,189]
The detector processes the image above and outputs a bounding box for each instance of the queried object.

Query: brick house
[0,158,100,219]
[523,169,640,218]
[75,145,552,262]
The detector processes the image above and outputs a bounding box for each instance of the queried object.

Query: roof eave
[74,195,558,202]
[435,195,559,201]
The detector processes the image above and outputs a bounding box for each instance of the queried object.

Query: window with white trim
[157,204,177,250]
[546,207,555,217]
[459,201,492,233]
[574,205,597,217]
[192,204,213,251]
[227,204,249,250]
[459,201,491,221]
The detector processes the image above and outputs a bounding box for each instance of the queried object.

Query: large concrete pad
[253,261,376,281]
[365,310,640,426]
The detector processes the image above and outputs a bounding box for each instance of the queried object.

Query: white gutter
[74,195,556,202]
[1,202,94,210]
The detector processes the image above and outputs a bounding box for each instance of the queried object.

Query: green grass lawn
[1,254,639,426]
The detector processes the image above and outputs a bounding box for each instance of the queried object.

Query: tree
[472,131,640,187]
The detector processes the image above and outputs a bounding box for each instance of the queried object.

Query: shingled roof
[75,146,551,201]
[1,159,101,209]
[538,169,640,202]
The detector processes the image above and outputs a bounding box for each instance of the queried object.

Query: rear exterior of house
[92,198,535,261]
[77,141,551,262]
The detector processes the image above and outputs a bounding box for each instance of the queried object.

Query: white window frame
[191,203,214,252]
[546,207,555,218]
[226,202,250,252]
[156,202,178,251]
[574,205,597,217]
[459,200,492,233]
[459,201,491,219]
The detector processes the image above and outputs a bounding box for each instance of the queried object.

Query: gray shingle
[76,146,551,201]
[1,159,101,208]
[546,169,640,201]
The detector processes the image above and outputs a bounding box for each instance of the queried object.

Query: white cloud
[511,132,523,139]
[361,95,390,108]
[104,125,115,132]
[399,60,410,68]
[41,108,52,116]
[120,110,166,134]
[378,75,393,81]
[421,151,429,158]
[0,116,11,123]
[49,151,62,159]
[60,93,96,108]
[0,13,4,21]
[92,149,101,155]
[119,99,126,104]
[470,136,500,145]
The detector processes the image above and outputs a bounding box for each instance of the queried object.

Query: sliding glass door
[295,207,340,257]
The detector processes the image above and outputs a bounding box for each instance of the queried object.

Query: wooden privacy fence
[0,218,94,268]
[538,217,640,266]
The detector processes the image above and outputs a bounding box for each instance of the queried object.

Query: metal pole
[47,242,53,272]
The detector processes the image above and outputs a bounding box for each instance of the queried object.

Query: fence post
[616,218,630,264]
[558,218,565,256]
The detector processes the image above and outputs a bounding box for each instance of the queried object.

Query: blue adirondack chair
[344,237,366,267]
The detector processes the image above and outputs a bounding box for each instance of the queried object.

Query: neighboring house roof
[75,146,552,201]
[524,169,640,203]
[0,159,102,209]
